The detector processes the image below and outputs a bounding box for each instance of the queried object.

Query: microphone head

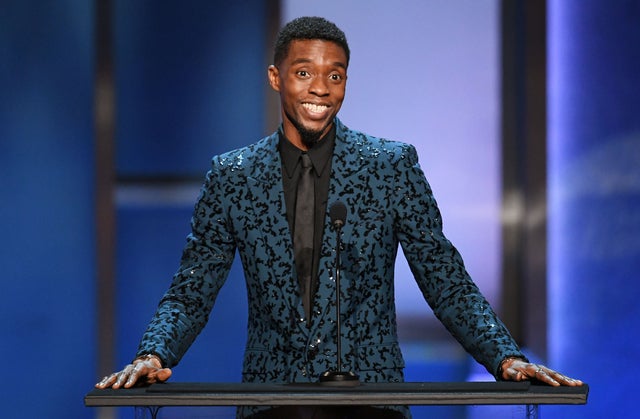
[329,201,347,227]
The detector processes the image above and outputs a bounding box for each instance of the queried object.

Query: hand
[500,358,583,386]
[95,355,172,389]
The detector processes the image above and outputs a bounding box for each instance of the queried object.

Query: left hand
[500,358,583,386]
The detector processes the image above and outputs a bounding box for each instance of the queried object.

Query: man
[96,16,582,419]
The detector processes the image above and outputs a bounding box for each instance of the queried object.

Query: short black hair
[273,16,350,67]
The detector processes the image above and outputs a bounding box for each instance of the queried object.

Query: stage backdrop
[0,1,95,418]
[547,1,640,417]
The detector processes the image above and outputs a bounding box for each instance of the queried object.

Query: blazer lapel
[245,134,306,325]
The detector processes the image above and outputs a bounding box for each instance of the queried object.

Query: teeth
[303,103,328,113]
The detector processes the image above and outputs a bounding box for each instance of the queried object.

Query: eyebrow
[289,58,347,69]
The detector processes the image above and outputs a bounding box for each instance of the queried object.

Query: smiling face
[268,39,348,150]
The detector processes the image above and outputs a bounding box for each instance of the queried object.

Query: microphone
[319,202,360,386]
[329,201,347,228]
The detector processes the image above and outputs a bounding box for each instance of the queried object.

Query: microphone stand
[319,218,360,386]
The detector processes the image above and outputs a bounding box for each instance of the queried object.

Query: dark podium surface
[85,381,588,407]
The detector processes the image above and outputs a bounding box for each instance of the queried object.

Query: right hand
[95,355,172,389]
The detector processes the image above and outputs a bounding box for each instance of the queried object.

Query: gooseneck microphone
[319,202,360,386]
[329,201,347,228]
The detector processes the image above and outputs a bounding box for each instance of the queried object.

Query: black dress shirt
[279,125,336,318]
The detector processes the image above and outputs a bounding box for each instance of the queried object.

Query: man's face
[268,39,348,150]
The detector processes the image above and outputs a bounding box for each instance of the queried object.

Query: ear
[267,65,280,92]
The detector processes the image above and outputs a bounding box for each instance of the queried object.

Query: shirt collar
[279,124,336,178]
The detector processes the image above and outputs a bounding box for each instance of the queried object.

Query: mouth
[302,102,330,116]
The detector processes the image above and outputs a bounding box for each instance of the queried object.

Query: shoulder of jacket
[338,121,416,163]
[212,132,277,171]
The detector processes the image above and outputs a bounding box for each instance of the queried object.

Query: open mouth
[302,103,330,114]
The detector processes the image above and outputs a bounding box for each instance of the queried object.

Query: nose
[308,75,329,96]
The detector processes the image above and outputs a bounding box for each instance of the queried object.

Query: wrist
[134,353,163,369]
[498,356,526,380]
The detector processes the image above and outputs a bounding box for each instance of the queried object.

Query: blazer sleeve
[135,156,237,368]
[392,144,525,378]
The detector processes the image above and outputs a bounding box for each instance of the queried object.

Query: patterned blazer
[137,118,523,415]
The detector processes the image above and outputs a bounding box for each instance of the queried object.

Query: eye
[329,73,344,82]
[296,70,310,78]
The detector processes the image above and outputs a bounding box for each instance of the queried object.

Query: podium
[85,382,588,419]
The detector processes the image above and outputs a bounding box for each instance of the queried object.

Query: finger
[112,364,135,389]
[124,362,148,388]
[545,369,583,386]
[111,371,127,389]
[507,363,548,383]
[531,366,560,386]
[95,373,117,389]
[513,363,584,387]
[507,367,526,381]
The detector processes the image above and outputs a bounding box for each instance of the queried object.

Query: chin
[285,110,334,143]
[306,119,333,134]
